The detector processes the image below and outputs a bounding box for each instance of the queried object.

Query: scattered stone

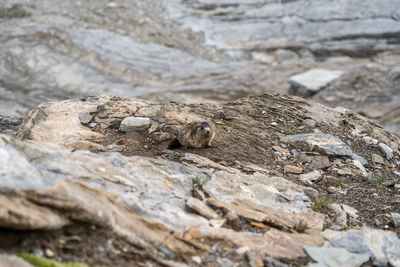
[288,68,343,97]
[303,246,369,267]
[331,203,347,227]
[352,160,368,176]
[281,133,352,156]
[79,112,92,124]
[363,137,379,145]
[270,122,277,126]
[379,143,393,160]
[372,154,385,164]
[298,170,322,183]
[284,165,303,174]
[342,204,359,219]
[303,119,317,128]
[192,256,202,264]
[390,141,399,151]
[120,117,151,132]
[186,197,219,219]
[291,149,298,155]
[44,248,55,257]
[236,246,250,255]
[352,153,367,165]
[392,213,400,227]
[272,146,289,153]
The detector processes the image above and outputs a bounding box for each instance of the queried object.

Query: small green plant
[0,4,30,19]
[339,225,350,231]
[327,177,343,187]
[312,196,331,212]
[193,176,207,190]
[16,252,88,267]
[370,176,385,184]
[293,219,308,233]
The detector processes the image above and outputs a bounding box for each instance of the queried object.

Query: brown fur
[177,121,215,148]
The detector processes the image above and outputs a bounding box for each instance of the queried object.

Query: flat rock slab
[304,246,369,267]
[328,228,400,266]
[281,133,352,156]
[289,69,343,96]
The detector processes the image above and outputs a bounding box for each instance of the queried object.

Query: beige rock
[272,146,290,153]
[186,197,219,219]
[284,165,303,174]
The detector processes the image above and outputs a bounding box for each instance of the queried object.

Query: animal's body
[176,121,215,148]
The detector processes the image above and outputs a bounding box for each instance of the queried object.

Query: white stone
[288,68,343,92]
[236,246,250,255]
[298,170,322,182]
[192,256,202,264]
[353,160,367,176]
[379,143,393,160]
[120,117,151,132]
[341,204,358,219]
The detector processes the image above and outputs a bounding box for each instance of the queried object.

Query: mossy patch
[16,253,88,267]
[0,4,30,19]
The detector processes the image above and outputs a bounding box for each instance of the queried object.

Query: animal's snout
[204,128,210,135]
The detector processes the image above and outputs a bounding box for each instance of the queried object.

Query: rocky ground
[1,0,400,266]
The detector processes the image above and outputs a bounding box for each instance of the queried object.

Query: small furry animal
[169,121,215,149]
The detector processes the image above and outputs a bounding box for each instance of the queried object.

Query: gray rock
[363,137,379,145]
[379,143,393,159]
[281,133,352,156]
[79,112,92,124]
[372,154,385,164]
[352,153,367,165]
[392,213,400,227]
[329,228,400,266]
[304,246,369,267]
[303,119,317,128]
[288,69,343,96]
[298,170,322,183]
[120,117,151,132]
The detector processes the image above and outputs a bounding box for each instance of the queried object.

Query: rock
[185,197,219,219]
[236,246,250,255]
[304,246,369,267]
[281,133,352,156]
[79,112,92,124]
[284,165,303,174]
[330,203,348,227]
[120,117,151,132]
[363,137,379,145]
[329,228,400,266]
[372,154,385,164]
[106,2,119,8]
[352,153,367,165]
[298,170,322,183]
[272,146,289,153]
[191,256,201,264]
[44,248,55,257]
[342,204,359,219]
[392,213,400,227]
[0,254,34,267]
[352,160,368,175]
[379,143,393,160]
[288,69,343,97]
[303,119,317,128]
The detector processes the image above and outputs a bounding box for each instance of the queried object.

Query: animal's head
[196,122,213,136]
